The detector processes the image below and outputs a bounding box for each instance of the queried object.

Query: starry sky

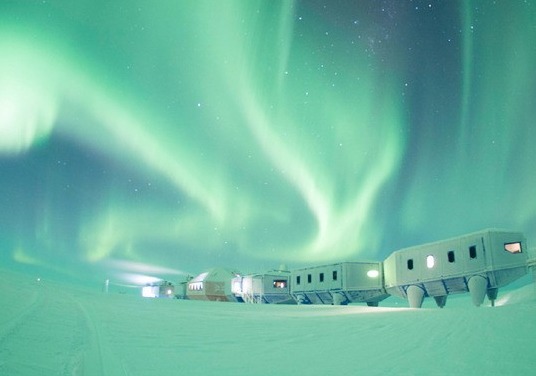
[1,0,535,288]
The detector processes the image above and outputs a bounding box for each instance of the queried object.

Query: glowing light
[426,255,435,269]
[232,280,242,294]
[142,285,159,298]
[103,259,186,276]
[367,270,379,278]
[120,273,161,286]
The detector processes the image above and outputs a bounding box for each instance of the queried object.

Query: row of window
[296,270,338,285]
[406,242,522,270]
[407,246,477,270]
[188,282,203,291]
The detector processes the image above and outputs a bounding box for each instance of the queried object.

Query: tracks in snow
[74,296,132,376]
[0,282,129,376]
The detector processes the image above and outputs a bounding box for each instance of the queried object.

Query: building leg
[406,285,425,308]
[433,295,447,308]
[468,275,488,307]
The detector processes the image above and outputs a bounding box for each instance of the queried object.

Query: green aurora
[0,1,535,286]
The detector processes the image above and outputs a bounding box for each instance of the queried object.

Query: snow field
[1,269,535,375]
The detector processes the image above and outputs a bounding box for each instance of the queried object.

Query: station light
[142,285,158,298]
[367,269,379,278]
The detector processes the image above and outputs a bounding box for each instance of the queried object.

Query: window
[273,280,287,289]
[504,242,522,254]
[188,282,203,291]
[296,276,301,285]
[319,273,324,282]
[407,259,414,270]
[307,274,312,283]
[426,255,435,269]
[448,251,455,263]
[332,270,338,281]
[469,245,477,259]
[367,270,379,278]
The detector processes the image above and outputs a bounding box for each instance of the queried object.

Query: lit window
[448,251,455,263]
[469,245,477,259]
[273,280,287,288]
[407,259,414,270]
[504,242,522,254]
[319,273,324,282]
[426,255,435,268]
[367,270,379,278]
[188,282,203,291]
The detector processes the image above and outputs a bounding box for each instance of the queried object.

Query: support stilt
[332,292,345,305]
[468,275,488,307]
[487,288,498,307]
[406,285,425,308]
[433,295,447,308]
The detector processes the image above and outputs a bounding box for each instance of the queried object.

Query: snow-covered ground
[1,269,535,376]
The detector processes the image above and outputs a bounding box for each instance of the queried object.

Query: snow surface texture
[1,269,535,376]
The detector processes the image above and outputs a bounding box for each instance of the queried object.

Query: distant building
[142,229,531,309]
[141,280,175,298]
[290,261,389,306]
[174,275,193,300]
[186,268,241,302]
[232,268,294,304]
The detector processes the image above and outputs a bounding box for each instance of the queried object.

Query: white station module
[383,229,528,308]
[290,261,389,306]
[232,268,294,304]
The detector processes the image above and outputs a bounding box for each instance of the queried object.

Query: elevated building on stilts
[383,229,528,308]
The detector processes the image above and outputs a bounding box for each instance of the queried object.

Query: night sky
[1,1,535,287]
